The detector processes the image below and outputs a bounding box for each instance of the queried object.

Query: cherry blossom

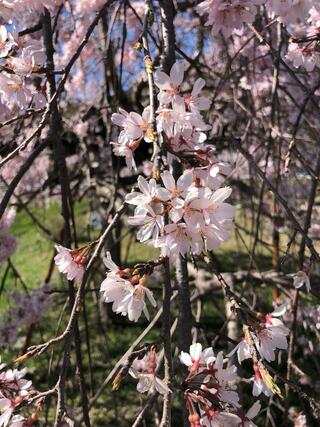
[241,401,261,427]
[252,366,273,397]
[291,270,311,292]
[0,1,14,23]
[228,307,289,364]
[100,252,157,322]
[200,409,240,427]
[7,41,45,76]
[254,315,289,362]
[286,41,320,72]
[54,244,86,283]
[0,398,14,427]
[266,0,313,23]
[184,77,211,113]
[227,338,251,364]
[111,137,137,171]
[13,0,62,13]
[196,0,263,38]
[154,61,184,106]
[179,342,214,373]
[126,175,171,207]
[204,351,240,408]
[128,205,165,243]
[111,106,154,143]
[0,73,31,109]
[0,26,15,58]
[154,222,191,258]
[129,368,171,395]
[0,367,32,427]
[1,1,318,424]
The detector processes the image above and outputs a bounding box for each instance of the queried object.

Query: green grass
[10,204,59,284]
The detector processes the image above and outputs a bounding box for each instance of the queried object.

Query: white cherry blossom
[126,175,170,207]
[112,106,154,142]
[254,316,289,362]
[252,371,272,397]
[154,61,185,106]
[100,253,157,322]
[184,77,211,113]
[129,368,171,395]
[242,401,261,427]
[54,244,85,283]
[291,270,311,292]
[200,409,241,427]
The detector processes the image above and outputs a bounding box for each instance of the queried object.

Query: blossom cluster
[54,244,87,284]
[126,172,234,260]
[179,343,261,427]
[196,0,264,38]
[0,0,61,18]
[100,252,156,322]
[196,1,320,72]
[110,62,235,260]
[0,364,34,427]
[286,6,320,71]
[0,24,46,112]
[229,304,289,397]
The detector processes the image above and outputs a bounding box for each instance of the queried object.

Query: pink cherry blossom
[252,369,272,397]
[200,409,241,427]
[155,223,191,258]
[128,205,165,243]
[126,175,171,207]
[266,0,313,24]
[0,1,14,23]
[291,270,311,292]
[111,137,137,171]
[112,106,154,143]
[286,41,320,72]
[254,315,289,362]
[129,368,171,395]
[54,244,85,283]
[0,26,15,58]
[7,40,45,76]
[154,61,185,106]
[100,253,157,322]
[241,401,261,427]
[184,77,211,113]
[179,342,214,373]
[0,73,31,109]
[227,338,251,364]
[197,0,263,38]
